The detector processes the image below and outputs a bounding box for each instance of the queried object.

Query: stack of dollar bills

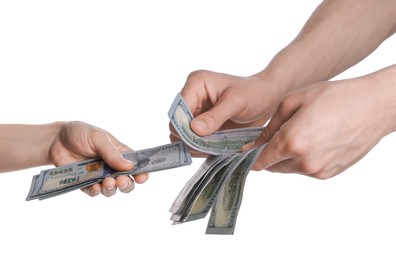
[26,141,192,201]
[168,93,265,235]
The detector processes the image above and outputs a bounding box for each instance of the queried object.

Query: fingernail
[193,119,208,132]
[123,158,136,169]
[89,188,100,196]
[128,160,136,167]
[120,182,129,189]
[106,185,115,191]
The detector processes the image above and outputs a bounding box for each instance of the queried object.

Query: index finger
[252,131,293,171]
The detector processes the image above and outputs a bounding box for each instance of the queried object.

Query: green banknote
[168,92,263,155]
[169,154,229,214]
[170,154,239,223]
[26,141,191,201]
[205,145,265,235]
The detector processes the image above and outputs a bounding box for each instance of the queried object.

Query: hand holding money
[168,92,264,155]
[168,93,266,234]
[26,141,192,200]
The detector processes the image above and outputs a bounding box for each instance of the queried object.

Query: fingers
[241,127,272,152]
[263,96,301,142]
[180,70,239,136]
[242,95,302,171]
[100,177,118,197]
[252,132,294,171]
[81,174,148,197]
[115,175,135,193]
[81,183,102,197]
[252,95,301,147]
[132,173,149,184]
[169,132,208,158]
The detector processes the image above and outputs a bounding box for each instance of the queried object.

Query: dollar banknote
[170,154,238,223]
[169,154,229,214]
[168,92,263,155]
[205,145,265,235]
[182,154,244,223]
[175,153,246,224]
[167,93,268,235]
[26,141,192,201]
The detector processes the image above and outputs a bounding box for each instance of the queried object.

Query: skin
[242,65,396,179]
[0,121,148,197]
[170,0,396,178]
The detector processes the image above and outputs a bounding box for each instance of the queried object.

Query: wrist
[252,67,294,98]
[369,64,396,135]
[253,42,338,96]
[41,121,66,165]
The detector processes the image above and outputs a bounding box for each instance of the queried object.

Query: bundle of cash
[26,141,192,201]
[168,93,265,234]
[168,93,263,155]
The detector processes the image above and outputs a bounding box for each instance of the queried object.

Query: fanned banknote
[205,145,265,235]
[167,92,267,234]
[170,154,238,223]
[26,141,192,201]
[168,92,263,155]
[169,154,229,214]
[175,153,246,224]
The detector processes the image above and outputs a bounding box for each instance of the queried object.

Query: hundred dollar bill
[182,166,229,222]
[182,156,237,222]
[170,154,238,223]
[205,145,265,235]
[169,154,229,214]
[26,141,192,201]
[172,153,246,224]
[168,92,263,155]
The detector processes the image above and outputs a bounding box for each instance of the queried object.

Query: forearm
[367,64,396,136]
[0,122,64,173]
[258,0,396,94]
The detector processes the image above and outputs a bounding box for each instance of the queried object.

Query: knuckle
[278,95,296,114]
[252,160,265,171]
[250,154,265,171]
[228,94,246,109]
[91,128,107,140]
[186,70,211,85]
[282,134,308,156]
[314,174,330,180]
[299,160,321,176]
[313,170,335,180]
[183,70,216,98]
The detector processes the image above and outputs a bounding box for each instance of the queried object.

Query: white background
[1,1,396,259]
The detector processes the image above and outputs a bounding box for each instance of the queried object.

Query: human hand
[242,71,396,179]
[169,70,285,157]
[49,121,148,197]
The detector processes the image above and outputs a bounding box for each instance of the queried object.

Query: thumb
[190,97,241,136]
[93,135,135,172]
[103,150,135,172]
